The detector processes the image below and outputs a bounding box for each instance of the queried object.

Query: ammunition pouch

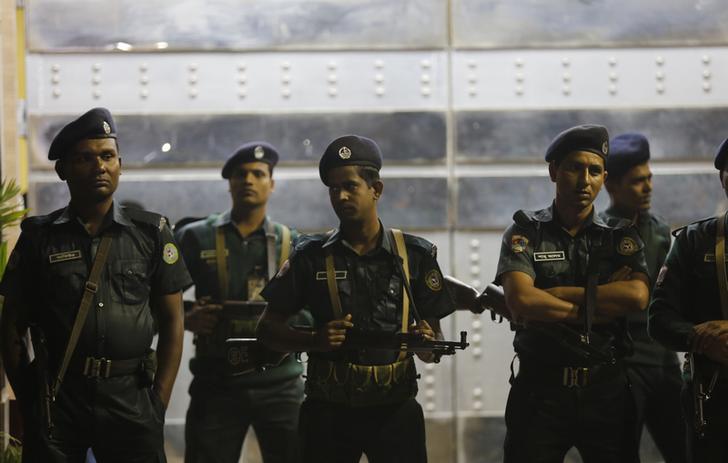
[305,356,418,407]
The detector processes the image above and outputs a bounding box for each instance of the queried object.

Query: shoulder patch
[511,234,529,253]
[425,269,443,291]
[617,236,639,256]
[162,242,179,264]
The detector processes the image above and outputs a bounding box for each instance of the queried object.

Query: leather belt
[69,356,143,379]
[517,360,623,388]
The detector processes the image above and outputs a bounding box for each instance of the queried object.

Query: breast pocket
[112,260,151,305]
[48,260,87,306]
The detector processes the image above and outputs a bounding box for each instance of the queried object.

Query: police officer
[175,142,303,463]
[649,138,728,462]
[256,134,455,463]
[599,133,686,462]
[0,107,192,462]
[496,125,650,463]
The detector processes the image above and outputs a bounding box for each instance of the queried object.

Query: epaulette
[124,208,167,231]
[403,233,438,258]
[606,217,632,230]
[671,216,715,238]
[173,216,206,232]
[20,210,61,231]
[293,233,327,252]
[513,209,535,227]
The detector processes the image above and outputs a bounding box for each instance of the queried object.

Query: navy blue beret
[319,135,382,186]
[605,133,650,179]
[714,138,728,172]
[221,141,279,179]
[545,124,609,163]
[48,107,117,160]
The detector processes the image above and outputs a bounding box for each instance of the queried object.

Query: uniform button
[127,269,133,275]
[98,302,104,308]
[389,289,395,295]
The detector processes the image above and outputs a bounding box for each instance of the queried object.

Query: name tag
[48,250,82,264]
[703,253,728,262]
[315,271,347,280]
[534,251,566,262]
[200,249,228,260]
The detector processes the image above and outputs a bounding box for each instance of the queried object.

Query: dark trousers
[184,376,303,463]
[682,383,728,463]
[503,366,638,463]
[627,362,687,463]
[21,374,166,463]
[298,398,427,463]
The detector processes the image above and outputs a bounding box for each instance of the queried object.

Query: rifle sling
[53,234,113,397]
[325,249,344,319]
[583,232,603,343]
[715,211,728,320]
[215,226,228,300]
[264,222,291,282]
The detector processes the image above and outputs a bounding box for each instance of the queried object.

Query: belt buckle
[562,366,589,388]
[83,357,112,378]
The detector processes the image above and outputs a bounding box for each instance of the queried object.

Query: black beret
[221,141,279,179]
[545,124,609,163]
[605,133,650,179]
[48,107,117,160]
[319,135,382,186]
[714,138,728,172]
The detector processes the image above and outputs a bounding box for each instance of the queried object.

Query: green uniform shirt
[600,207,677,366]
[0,203,193,370]
[496,203,649,367]
[176,210,303,386]
[261,224,455,366]
[649,214,728,356]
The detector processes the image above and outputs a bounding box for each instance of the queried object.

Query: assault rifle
[226,329,469,371]
[479,284,615,364]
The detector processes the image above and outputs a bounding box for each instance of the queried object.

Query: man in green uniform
[496,125,650,463]
[175,142,303,463]
[0,107,191,462]
[256,134,455,463]
[599,133,685,462]
[649,138,728,463]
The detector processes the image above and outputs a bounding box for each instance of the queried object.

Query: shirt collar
[322,221,394,255]
[536,202,609,230]
[52,202,134,228]
[214,209,270,237]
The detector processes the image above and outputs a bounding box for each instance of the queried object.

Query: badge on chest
[533,251,566,262]
[48,250,82,264]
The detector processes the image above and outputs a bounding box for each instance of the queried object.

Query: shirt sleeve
[411,246,454,321]
[648,229,694,351]
[494,223,537,284]
[0,231,32,301]
[261,249,308,318]
[613,227,649,277]
[151,222,194,295]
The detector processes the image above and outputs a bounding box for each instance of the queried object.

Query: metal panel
[26,52,447,114]
[453,48,728,110]
[455,108,728,162]
[28,112,447,167]
[456,172,723,230]
[453,0,728,48]
[27,0,447,51]
[28,175,448,230]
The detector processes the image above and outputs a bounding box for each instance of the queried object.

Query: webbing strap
[391,229,410,335]
[325,249,344,319]
[715,211,728,319]
[215,227,228,300]
[53,234,113,397]
[391,229,411,361]
[279,225,291,268]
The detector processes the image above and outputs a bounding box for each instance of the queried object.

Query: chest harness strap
[53,234,113,398]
